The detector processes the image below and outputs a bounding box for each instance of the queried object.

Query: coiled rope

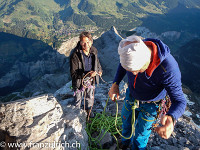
[81,71,108,121]
[86,96,122,149]
[86,96,139,149]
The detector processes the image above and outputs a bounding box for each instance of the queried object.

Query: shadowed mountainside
[0,32,69,97]
[141,4,200,35]
[175,38,200,94]
[0,32,51,78]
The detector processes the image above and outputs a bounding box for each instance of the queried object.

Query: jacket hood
[143,38,171,77]
[144,38,170,64]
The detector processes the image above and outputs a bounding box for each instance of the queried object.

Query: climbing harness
[139,100,162,123]
[147,95,171,130]
[114,95,171,138]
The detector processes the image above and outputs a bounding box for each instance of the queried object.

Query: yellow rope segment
[114,98,139,140]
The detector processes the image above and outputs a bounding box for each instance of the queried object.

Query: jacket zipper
[134,74,138,89]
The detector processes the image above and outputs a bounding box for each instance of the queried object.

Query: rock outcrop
[0,94,88,150]
[148,115,200,150]
[93,26,122,81]
[55,81,200,149]
[58,36,79,57]
[0,80,200,150]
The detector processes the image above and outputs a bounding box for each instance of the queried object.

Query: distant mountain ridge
[0,0,200,47]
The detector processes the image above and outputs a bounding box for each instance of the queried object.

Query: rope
[114,98,139,140]
[86,96,139,149]
[84,90,86,111]
[87,77,95,121]
[82,71,108,89]
[81,71,108,121]
[86,96,122,149]
[99,75,109,84]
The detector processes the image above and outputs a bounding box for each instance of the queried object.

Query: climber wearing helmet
[108,35,186,149]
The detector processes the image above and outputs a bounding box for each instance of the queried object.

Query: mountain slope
[175,38,200,93]
[141,3,200,35]
[1,0,200,47]
[0,32,50,77]
[0,32,68,97]
[0,0,63,42]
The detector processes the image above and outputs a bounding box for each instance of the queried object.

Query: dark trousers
[74,87,94,110]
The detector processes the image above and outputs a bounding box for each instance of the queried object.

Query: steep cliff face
[0,50,69,96]
[0,33,69,97]
[175,38,200,93]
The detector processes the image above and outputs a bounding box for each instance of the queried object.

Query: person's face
[80,37,92,52]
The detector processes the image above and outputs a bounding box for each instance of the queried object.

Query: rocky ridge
[57,81,200,150]
[93,26,123,81]
[0,93,88,150]
[1,81,199,149]
[0,26,200,149]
